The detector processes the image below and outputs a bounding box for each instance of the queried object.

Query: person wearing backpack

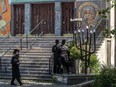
[59,39,70,74]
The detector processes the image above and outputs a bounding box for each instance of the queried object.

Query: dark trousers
[53,60,60,74]
[11,77,22,85]
[60,58,70,74]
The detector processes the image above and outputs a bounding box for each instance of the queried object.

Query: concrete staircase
[0,36,73,80]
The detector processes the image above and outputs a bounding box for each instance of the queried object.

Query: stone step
[0,36,72,80]
[0,45,53,48]
[1,62,50,65]
[2,55,51,58]
[1,59,51,62]
[0,72,51,77]
[1,67,49,71]
[0,76,52,80]
[0,71,49,74]
[0,48,52,52]
[1,67,49,73]
[1,64,49,68]
[0,41,54,43]
[0,73,52,79]
[4,52,53,56]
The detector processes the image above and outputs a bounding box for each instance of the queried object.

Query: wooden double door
[13,2,74,35]
[13,5,24,35]
[62,2,74,34]
[31,3,55,35]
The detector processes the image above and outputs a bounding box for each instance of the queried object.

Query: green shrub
[89,54,100,74]
[70,45,81,60]
[80,54,100,74]
[67,42,100,74]
[93,65,116,87]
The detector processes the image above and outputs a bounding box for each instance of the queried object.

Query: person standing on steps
[59,39,70,74]
[52,39,61,74]
[11,49,23,86]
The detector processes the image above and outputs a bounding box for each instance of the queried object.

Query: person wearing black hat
[11,49,23,86]
[52,39,60,74]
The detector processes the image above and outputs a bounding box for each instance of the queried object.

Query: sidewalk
[0,79,77,87]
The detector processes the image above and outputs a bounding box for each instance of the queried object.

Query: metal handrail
[0,39,20,72]
[29,20,43,35]
[0,20,44,71]
[49,55,54,74]
[0,40,19,58]
[18,20,43,49]
[95,31,103,45]
[29,32,44,49]
[94,18,105,31]
[91,18,106,51]
[77,80,94,87]
[21,32,44,56]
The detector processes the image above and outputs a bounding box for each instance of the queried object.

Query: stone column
[11,5,14,36]
[110,2,115,66]
[55,1,62,36]
[24,3,31,34]
[115,6,116,67]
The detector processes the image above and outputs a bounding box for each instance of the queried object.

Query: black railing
[49,55,54,74]
[29,32,44,49]
[19,20,43,50]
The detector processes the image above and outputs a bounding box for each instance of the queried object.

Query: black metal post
[0,58,1,72]
[88,31,92,67]
[73,1,77,42]
[20,35,22,50]
[82,30,84,44]
[85,28,89,74]
[93,30,96,52]
[26,34,28,49]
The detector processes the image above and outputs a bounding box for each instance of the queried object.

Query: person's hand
[17,62,20,65]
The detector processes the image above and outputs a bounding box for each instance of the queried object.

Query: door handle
[43,22,47,25]
[63,21,65,24]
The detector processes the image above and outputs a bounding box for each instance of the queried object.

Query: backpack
[60,45,69,62]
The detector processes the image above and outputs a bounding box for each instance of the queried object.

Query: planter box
[54,74,95,85]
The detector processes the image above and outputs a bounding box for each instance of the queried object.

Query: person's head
[62,39,66,45]
[55,39,59,45]
[13,49,19,56]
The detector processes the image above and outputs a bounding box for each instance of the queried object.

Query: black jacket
[52,44,60,64]
[11,55,21,78]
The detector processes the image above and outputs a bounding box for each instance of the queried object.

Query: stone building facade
[9,0,116,66]
[10,0,105,36]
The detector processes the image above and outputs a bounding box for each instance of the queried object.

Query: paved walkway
[0,80,77,87]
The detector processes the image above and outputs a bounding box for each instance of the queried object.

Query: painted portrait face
[78,2,99,28]
[82,6,96,25]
